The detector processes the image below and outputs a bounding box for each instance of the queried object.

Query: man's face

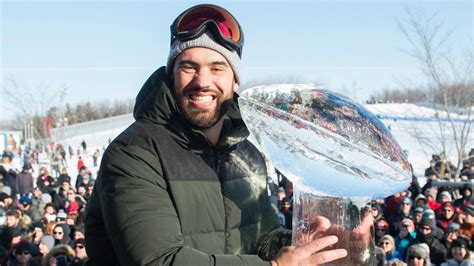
[420,225,432,236]
[173,47,238,129]
[452,247,467,260]
[6,215,18,227]
[401,201,411,214]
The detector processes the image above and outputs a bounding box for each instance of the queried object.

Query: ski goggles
[170,4,244,57]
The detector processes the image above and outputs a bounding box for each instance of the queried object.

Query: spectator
[38,235,55,257]
[406,243,431,266]
[395,218,416,260]
[77,156,84,172]
[412,217,447,264]
[280,197,292,229]
[459,205,474,242]
[441,236,473,266]
[414,194,427,209]
[80,140,87,154]
[378,234,402,261]
[437,202,457,233]
[10,240,41,266]
[454,184,472,209]
[71,238,87,266]
[36,168,56,198]
[42,244,75,266]
[52,224,71,246]
[389,197,413,236]
[376,219,390,243]
[443,223,461,250]
[15,164,34,195]
[57,168,71,186]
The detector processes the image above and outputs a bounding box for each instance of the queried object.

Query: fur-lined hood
[42,244,75,266]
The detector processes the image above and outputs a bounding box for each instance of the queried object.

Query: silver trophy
[239,84,412,265]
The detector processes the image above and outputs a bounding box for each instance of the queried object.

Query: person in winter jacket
[441,236,474,266]
[85,4,352,266]
[411,217,447,265]
[437,202,458,233]
[395,218,417,260]
[15,164,34,195]
[406,243,431,266]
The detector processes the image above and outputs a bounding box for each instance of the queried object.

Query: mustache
[181,85,222,95]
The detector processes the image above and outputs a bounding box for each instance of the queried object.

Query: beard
[174,86,234,129]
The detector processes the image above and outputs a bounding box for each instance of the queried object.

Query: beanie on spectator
[406,243,430,262]
[451,236,471,249]
[400,197,413,206]
[462,205,474,216]
[439,191,452,202]
[414,207,424,214]
[40,235,55,251]
[446,222,460,233]
[420,217,434,230]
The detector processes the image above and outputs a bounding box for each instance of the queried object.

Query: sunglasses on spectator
[75,244,85,249]
[17,250,30,255]
[53,231,63,235]
[401,224,410,228]
[380,241,391,246]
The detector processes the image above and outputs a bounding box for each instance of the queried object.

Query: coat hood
[133,67,249,153]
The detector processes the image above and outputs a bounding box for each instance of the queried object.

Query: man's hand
[271,216,347,266]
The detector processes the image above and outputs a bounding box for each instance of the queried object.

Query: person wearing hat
[85,4,350,266]
[388,196,413,236]
[395,218,417,260]
[443,222,462,250]
[412,217,448,264]
[459,205,474,242]
[38,235,55,257]
[15,164,34,196]
[42,244,75,266]
[454,184,473,209]
[11,240,41,266]
[441,236,473,266]
[406,243,431,266]
[438,202,458,233]
[71,238,88,266]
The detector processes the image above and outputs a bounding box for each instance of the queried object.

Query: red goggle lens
[176,6,241,43]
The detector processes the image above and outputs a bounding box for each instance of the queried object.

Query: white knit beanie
[166,31,242,84]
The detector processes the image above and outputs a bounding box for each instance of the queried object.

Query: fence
[51,113,134,142]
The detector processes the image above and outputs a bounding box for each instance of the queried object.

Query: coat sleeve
[95,144,272,266]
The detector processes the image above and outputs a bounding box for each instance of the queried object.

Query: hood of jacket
[133,67,250,154]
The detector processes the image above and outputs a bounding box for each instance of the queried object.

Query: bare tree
[397,8,473,179]
[2,78,64,139]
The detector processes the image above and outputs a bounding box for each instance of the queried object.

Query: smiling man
[85,4,346,265]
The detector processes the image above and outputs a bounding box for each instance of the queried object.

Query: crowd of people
[269,149,474,265]
[0,142,95,266]
[1,139,474,266]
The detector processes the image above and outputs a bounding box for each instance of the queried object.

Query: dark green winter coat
[85,67,291,265]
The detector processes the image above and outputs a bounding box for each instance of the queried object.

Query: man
[411,217,447,264]
[85,4,347,265]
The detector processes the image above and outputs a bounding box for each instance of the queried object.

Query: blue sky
[1,0,472,119]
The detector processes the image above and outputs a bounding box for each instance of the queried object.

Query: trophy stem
[292,189,375,265]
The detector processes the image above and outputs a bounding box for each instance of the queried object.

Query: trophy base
[292,189,376,265]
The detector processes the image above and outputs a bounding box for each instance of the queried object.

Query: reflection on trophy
[239,84,412,265]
